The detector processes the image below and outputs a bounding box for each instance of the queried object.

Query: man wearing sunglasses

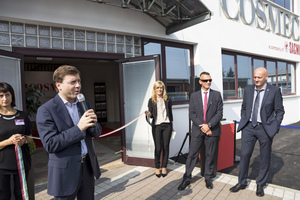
[178,72,223,190]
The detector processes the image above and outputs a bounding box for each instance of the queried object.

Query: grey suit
[237,84,284,186]
[183,89,223,181]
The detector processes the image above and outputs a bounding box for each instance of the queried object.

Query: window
[272,0,293,11]
[237,55,252,97]
[165,46,190,101]
[267,61,276,86]
[222,54,235,99]
[222,50,296,100]
[288,64,296,93]
[143,39,194,104]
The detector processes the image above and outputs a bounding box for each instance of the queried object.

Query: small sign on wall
[24,71,57,120]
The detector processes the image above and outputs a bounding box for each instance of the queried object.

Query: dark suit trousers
[0,172,28,200]
[153,123,172,168]
[54,156,95,200]
[238,123,273,186]
[183,132,219,182]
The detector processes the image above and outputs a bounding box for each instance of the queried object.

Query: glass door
[0,50,24,110]
[119,55,160,166]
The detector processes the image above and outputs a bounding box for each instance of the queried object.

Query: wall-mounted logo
[285,42,289,52]
[288,42,300,55]
[268,41,300,56]
[220,0,300,42]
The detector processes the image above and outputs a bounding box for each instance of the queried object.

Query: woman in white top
[145,81,173,178]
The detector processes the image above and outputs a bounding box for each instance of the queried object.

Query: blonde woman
[145,81,173,178]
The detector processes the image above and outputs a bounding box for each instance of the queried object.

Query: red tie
[203,92,208,123]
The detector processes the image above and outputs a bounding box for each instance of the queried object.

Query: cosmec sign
[220,0,300,42]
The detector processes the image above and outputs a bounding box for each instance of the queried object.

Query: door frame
[12,47,124,60]
[11,46,124,115]
[0,49,25,110]
[119,54,160,166]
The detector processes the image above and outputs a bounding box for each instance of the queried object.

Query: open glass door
[0,50,24,110]
[119,55,160,166]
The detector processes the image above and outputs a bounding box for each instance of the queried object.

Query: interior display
[94,82,107,122]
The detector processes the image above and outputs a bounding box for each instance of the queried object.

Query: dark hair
[0,82,16,107]
[200,72,210,77]
[53,65,80,92]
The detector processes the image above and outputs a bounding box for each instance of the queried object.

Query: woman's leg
[0,174,12,200]
[13,172,28,200]
[153,125,163,169]
[161,123,172,169]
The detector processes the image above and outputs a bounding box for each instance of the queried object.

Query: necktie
[251,89,263,127]
[203,92,208,123]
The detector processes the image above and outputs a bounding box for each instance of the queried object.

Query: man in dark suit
[36,65,102,200]
[178,72,223,190]
[229,67,284,197]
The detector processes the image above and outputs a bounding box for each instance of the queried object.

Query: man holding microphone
[37,65,102,200]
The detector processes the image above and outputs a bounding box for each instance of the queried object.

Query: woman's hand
[145,111,151,117]
[10,134,26,147]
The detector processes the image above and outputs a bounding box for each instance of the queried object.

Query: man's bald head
[253,67,268,90]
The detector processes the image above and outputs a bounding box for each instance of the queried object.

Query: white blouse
[155,98,170,125]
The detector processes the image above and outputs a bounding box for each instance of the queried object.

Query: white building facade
[0,0,299,164]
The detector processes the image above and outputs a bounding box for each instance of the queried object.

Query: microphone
[77,93,89,112]
[77,93,95,132]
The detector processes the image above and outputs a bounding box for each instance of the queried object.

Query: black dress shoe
[256,185,264,197]
[205,180,213,189]
[155,173,161,178]
[178,180,190,191]
[161,173,167,178]
[229,183,247,192]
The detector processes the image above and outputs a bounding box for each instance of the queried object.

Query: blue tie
[252,89,263,127]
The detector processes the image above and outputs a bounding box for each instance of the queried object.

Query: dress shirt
[58,94,88,157]
[250,83,267,123]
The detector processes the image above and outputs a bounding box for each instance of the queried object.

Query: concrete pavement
[34,158,300,200]
[31,122,300,200]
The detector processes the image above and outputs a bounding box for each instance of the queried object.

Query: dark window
[143,38,194,104]
[222,50,296,100]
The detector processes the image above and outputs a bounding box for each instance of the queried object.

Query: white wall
[0,0,169,39]
[173,0,300,128]
[170,105,190,157]
[2,0,300,157]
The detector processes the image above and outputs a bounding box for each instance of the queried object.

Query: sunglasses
[201,79,212,83]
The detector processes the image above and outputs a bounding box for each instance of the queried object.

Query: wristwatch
[208,123,212,128]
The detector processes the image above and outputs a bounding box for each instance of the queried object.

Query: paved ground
[35,159,300,200]
[219,121,300,191]
[31,125,300,200]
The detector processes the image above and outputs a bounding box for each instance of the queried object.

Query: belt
[249,121,262,126]
[80,154,89,163]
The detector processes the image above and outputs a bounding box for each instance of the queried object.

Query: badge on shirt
[15,119,25,125]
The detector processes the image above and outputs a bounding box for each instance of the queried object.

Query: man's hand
[205,130,212,136]
[199,124,210,133]
[77,109,98,131]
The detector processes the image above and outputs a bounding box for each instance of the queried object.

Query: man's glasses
[201,79,212,83]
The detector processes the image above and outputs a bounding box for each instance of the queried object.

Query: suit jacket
[147,98,173,127]
[189,89,223,137]
[36,94,102,197]
[237,84,285,138]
